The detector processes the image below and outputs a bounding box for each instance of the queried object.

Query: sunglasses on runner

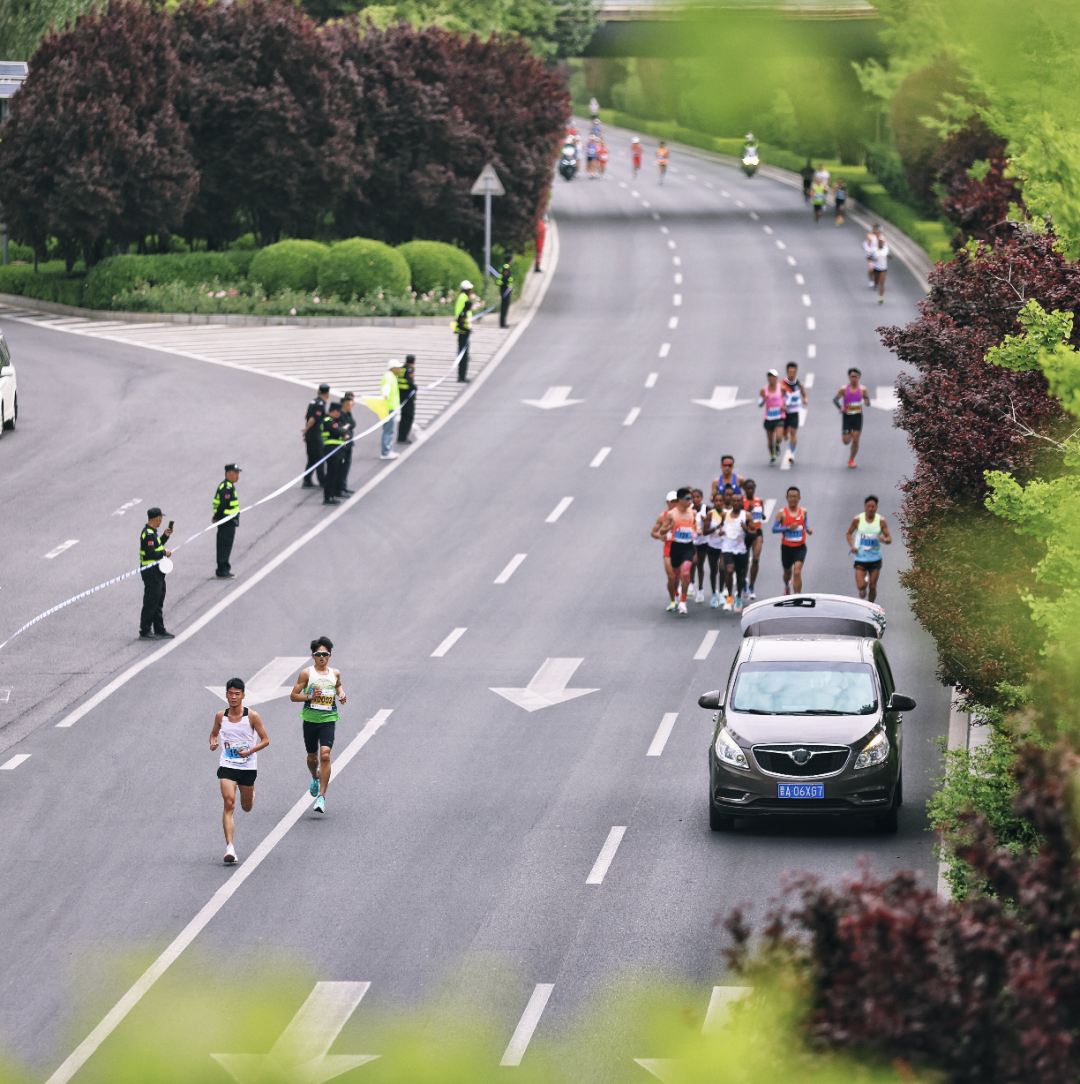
[312,651,330,658]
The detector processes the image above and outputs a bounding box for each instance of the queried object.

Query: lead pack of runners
[652,364,890,615]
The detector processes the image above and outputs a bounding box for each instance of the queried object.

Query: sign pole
[484,179,492,285]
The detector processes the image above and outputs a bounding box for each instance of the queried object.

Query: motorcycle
[558,147,578,181]
[741,146,759,178]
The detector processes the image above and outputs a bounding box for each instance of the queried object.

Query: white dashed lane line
[500,985,555,1067]
[795,274,805,285]
[623,407,641,426]
[672,256,681,266]
[111,498,142,517]
[808,344,817,358]
[647,713,678,757]
[586,826,627,885]
[802,294,812,306]
[590,447,611,468]
[545,497,573,523]
[775,240,787,250]
[674,274,682,285]
[0,754,30,770]
[694,630,719,660]
[807,317,816,330]
[43,540,79,560]
[668,317,678,329]
[673,294,682,306]
[431,628,467,658]
[659,343,670,357]
[645,373,658,388]
[786,255,797,266]
[494,554,527,584]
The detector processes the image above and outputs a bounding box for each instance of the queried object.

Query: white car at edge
[0,329,15,435]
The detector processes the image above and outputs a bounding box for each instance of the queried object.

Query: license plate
[777,783,824,799]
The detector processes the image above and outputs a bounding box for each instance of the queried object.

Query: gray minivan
[699,595,915,834]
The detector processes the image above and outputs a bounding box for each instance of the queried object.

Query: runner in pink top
[833,367,870,467]
[758,368,787,464]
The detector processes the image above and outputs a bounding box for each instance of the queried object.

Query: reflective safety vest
[454,291,472,334]
[380,370,401,413]
[140,525,165,567]
[321,415,346,446]
[213,480,239,523]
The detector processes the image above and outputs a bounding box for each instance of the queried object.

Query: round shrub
[317,238,410,301]
[249,240,329,294]
[397,241,481,298]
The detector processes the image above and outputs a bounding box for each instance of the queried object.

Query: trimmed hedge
[317,238,410,301]
[249,240,329,294]
[83,252,255,309]
[396,241,479,297]
[0,262,86,306]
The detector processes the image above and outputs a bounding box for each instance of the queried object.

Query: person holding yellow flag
[364,359,406,461]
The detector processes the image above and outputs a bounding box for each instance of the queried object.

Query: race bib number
[223,742,249,761]
[673,528,693,543]
[784,528,803,543]
[766,406,782,420]
[308,686,334,710]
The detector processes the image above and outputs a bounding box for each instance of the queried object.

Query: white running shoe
[722,595,733,612]
[677,600,688,615]
[224,844,236,865]
[380,451,400,460]
[749,588,757,600]
[666,600,678,612]
[695,589,705,603]
[710,592,720,608]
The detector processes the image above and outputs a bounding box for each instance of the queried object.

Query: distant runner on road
[773,486,811,595]
[834,367,870,468]
[631,137,642,177]
[657,487,697,615]
[290,636,346,814]
[711,455,744,503]
[759,369,786,464]
[870,230,891,303]
[210,678,269,865]
[782,361,807,463]
[651,490,679,611]
[741,477,764,601]
[846,495,892,603]
[692,488,709,604]
[656,142,669,185]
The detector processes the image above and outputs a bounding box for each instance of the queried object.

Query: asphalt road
[0,136,947,1083]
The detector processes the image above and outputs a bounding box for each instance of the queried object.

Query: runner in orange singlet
[651,490,679,611]
[657,487,696,615]
[772,486,812,595]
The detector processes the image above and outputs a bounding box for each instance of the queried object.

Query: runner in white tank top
[210,678,270,864]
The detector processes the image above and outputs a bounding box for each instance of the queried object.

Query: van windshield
[731,661,877,715]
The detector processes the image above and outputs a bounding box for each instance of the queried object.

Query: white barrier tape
[0,319,493,654]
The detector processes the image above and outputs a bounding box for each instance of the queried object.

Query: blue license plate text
[777,783,824,799]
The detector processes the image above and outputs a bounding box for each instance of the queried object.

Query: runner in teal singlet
[845,495,892,602]
[289,635,346,813]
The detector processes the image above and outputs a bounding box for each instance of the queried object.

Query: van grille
[753,745,849,777]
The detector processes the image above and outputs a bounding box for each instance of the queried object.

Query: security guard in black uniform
[338,394,356,496]
[397,356,417,444]
[213,464,241,578]
[321,402,347,505]
[302,383,330,487]
[498,259,513,328]
[139,508,174,640]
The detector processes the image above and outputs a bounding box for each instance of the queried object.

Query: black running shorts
[781,544,807,569]
[784,414,800,429]
[722,551,749,573]
[669,541,696,568]
[764,418,785,431]
[854,559,882,571]
[217,766,257,787]
[842,413,864,434]
[303,720,337,754]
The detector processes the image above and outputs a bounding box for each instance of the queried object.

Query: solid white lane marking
[749,211,759,220]
[44,540,79,560]
[546,497,574,523]
[672,256,681,266]
[694,631,719,661]
[673,294,682,306]
[50,211,563,730]
[623,407,641,426]
[763,499,776,520]
[659,226,669,235]
[794,273,804,285]
[667,240,676,249]
[786,255,796,266]
[490,658,598,712]
[431,627,467,657]
[692,387,751,411]
[586,826,627,884]
[645,372,658,388]
[494,554,527,584]
[647,713,678,757]
[658,343,670,357]
[213,982,377,1083]
[807,344,816,359]
[674,273,682,285]
[806,317,816,330]
[762,226,773,234]
[500,984,555,1066]
[0,754,30,770]
[111,498,142,517]
[802,294,812,306]
[590,447,611,468]
[668,316,678,329]
[206,657,306,707]
[776,240,786,250]
[44,710,393,1084]
[805,372,815,387]
[703,987,753,1034]
[521,386,583,410]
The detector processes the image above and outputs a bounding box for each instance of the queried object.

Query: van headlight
[854,728,889,770]
[715,727,748,770]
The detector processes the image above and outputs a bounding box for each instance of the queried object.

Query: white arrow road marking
[635,987,753,1080]
[546,497,574,523]
[490,658,598,712]
[702,986,753,1033]
[871,385,900,410]
[206,657,307,706]
[647,713,678,757]
[43,711,392,1084]
[586,826,626,884]
[693,631,719,661]
[431,627,467,657]
[500,984,554,1066]
[590,447,611,468]
[494,554,527,584]
[692,387,752,411]
[212,982,378,1084]
[521,386,583,410]
[1,754,30,770]
[44,540,79,559]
